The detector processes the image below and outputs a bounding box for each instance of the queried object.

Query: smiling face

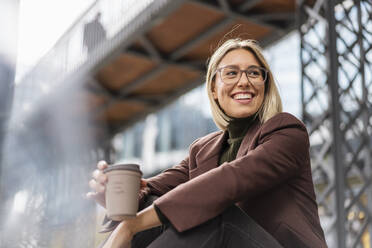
[212,48,266,118]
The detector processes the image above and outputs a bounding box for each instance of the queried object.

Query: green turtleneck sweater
[219,115,256,164]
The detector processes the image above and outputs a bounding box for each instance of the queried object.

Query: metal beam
[86,76,115,98]
[138,35,163,61]
[239,0,262,12]
[217,0,231,12]
[170,18,234,61]
[249,12,295,21]
[119,63,167,96]
[357,0,371,244]
[326,1,345,246]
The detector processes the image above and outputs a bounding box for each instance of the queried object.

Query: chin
[230,112,254,118]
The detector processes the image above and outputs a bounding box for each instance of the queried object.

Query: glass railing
[12,0,181,122]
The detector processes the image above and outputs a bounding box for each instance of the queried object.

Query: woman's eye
[248,69,261,77]
[224,70,238,76]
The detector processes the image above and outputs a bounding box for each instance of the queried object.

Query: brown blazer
[146,112,327,247]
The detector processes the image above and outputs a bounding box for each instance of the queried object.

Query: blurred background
[0,0,371,247]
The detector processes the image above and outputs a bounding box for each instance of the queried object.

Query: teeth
[234,93,252,100]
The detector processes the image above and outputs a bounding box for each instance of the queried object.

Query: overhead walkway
[14,0,299,142]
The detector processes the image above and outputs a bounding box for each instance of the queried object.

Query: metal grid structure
[298,0,372,247]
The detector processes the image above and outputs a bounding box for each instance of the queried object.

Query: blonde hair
[206,38,282,130]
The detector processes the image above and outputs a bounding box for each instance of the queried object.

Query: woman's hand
[103,221,134,248]
[87,160,108,207]
[86,160,148,208]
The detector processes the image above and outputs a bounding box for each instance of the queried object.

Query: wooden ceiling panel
[131,65,201,95]
[96,54,157,91]
[146,2,225,54]
[184,20,272,61]
[101,101,147,123]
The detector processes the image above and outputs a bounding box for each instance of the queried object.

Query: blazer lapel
[195,131,228,170]
[236,119,262,158]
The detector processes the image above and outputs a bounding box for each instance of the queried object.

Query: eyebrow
[220,64,261,69]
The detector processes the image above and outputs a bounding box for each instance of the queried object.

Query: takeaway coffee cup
[104,163,142,221]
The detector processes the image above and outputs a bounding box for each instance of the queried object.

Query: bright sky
[16,0,94,81]
[0,1,18,63]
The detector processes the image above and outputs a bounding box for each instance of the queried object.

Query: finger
[92,169,108,183]
[140,179,147,188]
[89,179,105,193]
[97,160,108,170]
[98,173,108,184]
[86,191,98,199]
[88,179,98,191]
[92,169,100,179]
[86,191,106,208]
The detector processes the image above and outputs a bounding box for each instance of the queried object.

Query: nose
[236,71,251,87]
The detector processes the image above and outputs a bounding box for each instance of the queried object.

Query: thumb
[140,179,148,187]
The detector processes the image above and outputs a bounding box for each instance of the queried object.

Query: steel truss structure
[298,0,372,247]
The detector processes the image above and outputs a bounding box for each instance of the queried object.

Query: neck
[227,114,257,139]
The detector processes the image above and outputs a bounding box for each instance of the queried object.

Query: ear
[211,81,218,100]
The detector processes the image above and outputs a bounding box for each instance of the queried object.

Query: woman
[88,38,327,247]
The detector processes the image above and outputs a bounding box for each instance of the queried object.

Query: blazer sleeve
[146,156,190,196]
[154,113,310,232]
[146,137,202,196]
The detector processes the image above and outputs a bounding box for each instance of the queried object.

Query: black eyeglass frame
[214,65,269,86]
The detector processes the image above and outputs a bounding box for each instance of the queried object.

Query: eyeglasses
[215,65,268,86]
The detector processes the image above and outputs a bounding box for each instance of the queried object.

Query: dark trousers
[131,195,283,248]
